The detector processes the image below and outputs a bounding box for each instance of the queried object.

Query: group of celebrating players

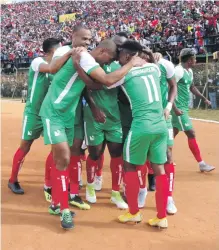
[8,25,215,230]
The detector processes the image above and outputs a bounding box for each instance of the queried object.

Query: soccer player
[83,33,129,209]
[172,48,215,172]
[40,37,143,229]
[43,26,105,210]
[118,47,156,208]
[109,40,169,228]
[8,38,75,194]
[154,52,177,215]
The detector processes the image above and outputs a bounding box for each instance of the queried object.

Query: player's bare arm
[172,102,183,116]
[82,88,106,124]
[89,56,145,87]
[39,48,78,74]
[190,84,211,106]
[165,77,177,120]
[72,51,103,91]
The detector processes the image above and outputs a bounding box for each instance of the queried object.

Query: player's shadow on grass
[1,208,68,234]
[2,183,47,207]
[175,170,219,182]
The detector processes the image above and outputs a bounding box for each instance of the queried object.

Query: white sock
[168,196,173,201]
[70,194,77,199]
[139,187,147,193]
[44,184,51,189]
[199,161,205,165]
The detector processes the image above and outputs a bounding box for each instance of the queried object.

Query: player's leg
[107,140,128,209]
[42,117,74,229]
[147,133,168,229]
[68,125,90,210]
[94,140,106,191]
[8,113,41,194]
[84,120,104,203]
[118,130,149,223]
[106,122,128,209]
[178,112,215,172]
[185,128,215,172]
[44,150,54,202]
[165,119,177,214]
[147,160,155,191]
[136,162,148,208]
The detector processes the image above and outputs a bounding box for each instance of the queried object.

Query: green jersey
[175,64,193,111]
[25,57,51,115]
[158,58,175,109]
[110,63,166,134]
[39,46,100,128]
[86,61,121,121]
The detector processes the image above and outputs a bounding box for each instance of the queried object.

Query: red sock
[86,155,98,183]
[45,151,53,187]
[110,156,123,191]
[147,160,154,175]
[51,164,59,206]
[188,138,202,162]
[69,156,81,195]
[155,175,168,219]
[124,171,140,215]
[10,148,27,183]
[136,163,147,189]
[52,165,69,211]
[96,153,104,177]
[164,163,175,197]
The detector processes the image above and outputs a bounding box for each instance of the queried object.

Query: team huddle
[8,25,215,230]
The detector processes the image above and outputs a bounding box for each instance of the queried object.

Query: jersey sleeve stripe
[22,115,28,140]
[86,65,100,75]
[30,72,39,103]
[125,131,132,162]
[54,73,78,104]
[45,119,53,144]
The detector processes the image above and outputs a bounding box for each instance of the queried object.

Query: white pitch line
[191,117,219,124]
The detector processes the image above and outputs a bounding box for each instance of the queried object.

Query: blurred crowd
[1,0,219,67]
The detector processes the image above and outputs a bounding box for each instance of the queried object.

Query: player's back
[122,63,166,134]
[25,57,50,115]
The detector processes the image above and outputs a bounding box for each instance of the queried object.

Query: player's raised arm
[88,55,144,87]
[77,39,145,87]
[72,48,103,90]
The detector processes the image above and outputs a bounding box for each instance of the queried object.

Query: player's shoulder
[53,45,71,58]
[31,57,47,72]
[159,58,174,68]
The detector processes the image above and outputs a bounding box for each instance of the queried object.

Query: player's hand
[164,108,170,120]
[153,52,163,63]
[71,47,86,63]
[174,108,183,116]
[91,107,106,123]
[204,99,211,106]
[130,55,146,67]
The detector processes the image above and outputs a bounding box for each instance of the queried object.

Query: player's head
[140,47,156,63]
[72,25,92,48]
[179,48,196,68]
[118,40,143,66]
[42,38,61,55]
[92,39,117,66]
[153,52,163,63]
[111,32,128,46]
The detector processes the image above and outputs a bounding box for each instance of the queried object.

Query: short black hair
[42,38,60,53]
[72,24,88,33]
[180,48,196,63]
[119,40,143,55]
[116,32,129,38]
